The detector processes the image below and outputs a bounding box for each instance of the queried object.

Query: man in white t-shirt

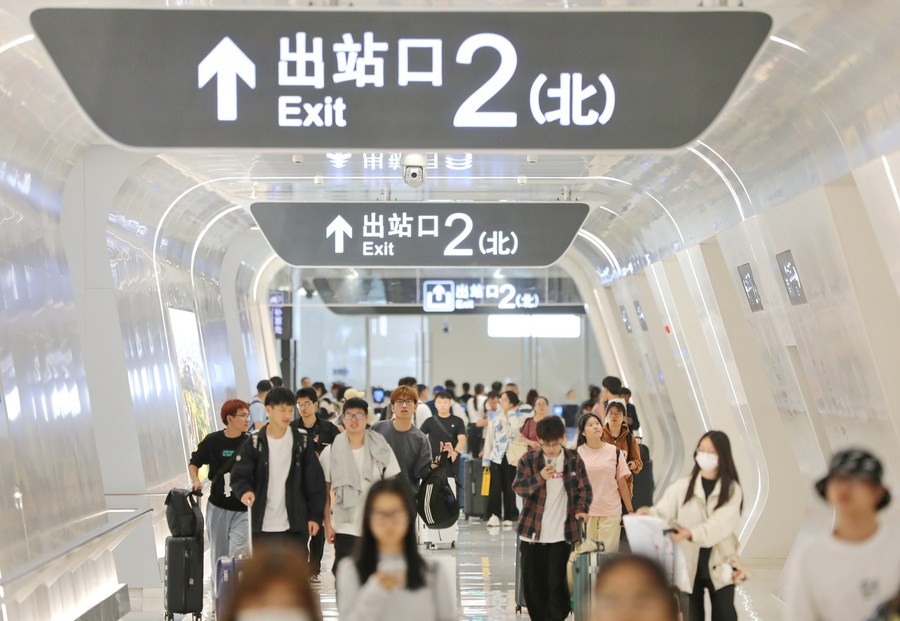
[513,416,592,621]
[231,387,327,554]
[320,396,401,577]
[786,449,898,621]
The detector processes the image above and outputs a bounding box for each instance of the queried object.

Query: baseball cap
[815,449,891,510]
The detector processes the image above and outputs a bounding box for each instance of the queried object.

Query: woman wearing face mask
[638,431,743,621]
[221,543,322,621]
[591,555,680,621]
[577,413,634,553]
[336,478,456,621]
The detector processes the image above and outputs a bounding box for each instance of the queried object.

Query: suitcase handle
[577,520,606,551]
[246,502,253,556]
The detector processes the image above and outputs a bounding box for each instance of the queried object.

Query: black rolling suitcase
[631,442,654,510]
[164,535,203,620]
[514,538,526,613]
[164,488,204,620]
[464,458,489,519]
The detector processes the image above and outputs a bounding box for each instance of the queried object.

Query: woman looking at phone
[336,478,456,621]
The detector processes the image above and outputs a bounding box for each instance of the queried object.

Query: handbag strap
[432,415,457,445]
[209,433,253,485]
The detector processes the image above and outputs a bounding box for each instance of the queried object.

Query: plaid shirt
[513,447,592,543]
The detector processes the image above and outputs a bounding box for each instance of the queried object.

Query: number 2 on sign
[453,34,518,128]
[498,284,516,309]
[444,213,474,256]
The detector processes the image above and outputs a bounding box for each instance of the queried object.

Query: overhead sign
[31,9,771,150]
[251,202,588,267]
[311,275,584,315]
[423,279,541,313]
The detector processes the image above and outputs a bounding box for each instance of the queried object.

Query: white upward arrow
[197,37,256,122]
[326,216,353,254]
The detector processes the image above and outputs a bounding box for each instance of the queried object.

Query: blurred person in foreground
[220,541,322,621]
[591,555,680,621]
[786,449,898,621]
[336,478,456,621]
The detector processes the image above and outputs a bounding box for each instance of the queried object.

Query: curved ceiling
[3,0,900,290]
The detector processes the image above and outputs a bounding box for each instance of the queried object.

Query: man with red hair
[189,399,252,585]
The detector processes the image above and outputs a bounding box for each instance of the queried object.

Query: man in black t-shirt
[291,387,340,583]
[189,399,252,591]
[420,391,467,464]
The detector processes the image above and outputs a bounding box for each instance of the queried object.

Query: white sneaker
[487,515,501,527]
[502,520,514,527]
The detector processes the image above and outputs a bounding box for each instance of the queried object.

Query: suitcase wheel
[164,614,174,621]
[515,605,522,614]
[451,541,456,549]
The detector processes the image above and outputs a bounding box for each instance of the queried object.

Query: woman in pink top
[576,413,634,552]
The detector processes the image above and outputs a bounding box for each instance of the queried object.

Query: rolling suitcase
[215,503,254,618]
[571,523,617,621]
[514,538,526,613]
[631,442,654,510]
[464,458,489,519]
[164,535,203,620]
[456,453,469,511]
[572,548,604,621]
[417,454,459,549]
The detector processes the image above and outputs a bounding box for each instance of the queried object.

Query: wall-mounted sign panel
[737,263,764,312]
[32,9,771,150]
[251,202,588,267]
[620,305,633,334]
[776,250,808,305]
[634,300,648,331]
[269,290,292,338]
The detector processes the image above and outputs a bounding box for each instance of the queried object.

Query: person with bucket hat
[786,448,899,621]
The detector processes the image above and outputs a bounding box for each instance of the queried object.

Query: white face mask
[236,610,311,621]
[695,452,719,473]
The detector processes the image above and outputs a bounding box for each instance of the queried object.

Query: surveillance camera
[291,154,303,164]
[401,153,427,188]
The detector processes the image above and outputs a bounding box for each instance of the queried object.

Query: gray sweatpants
[207,503,249,594]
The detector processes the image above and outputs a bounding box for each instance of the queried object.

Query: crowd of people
[188,373,898,621]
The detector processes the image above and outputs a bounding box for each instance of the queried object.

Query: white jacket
[649,475,743,591]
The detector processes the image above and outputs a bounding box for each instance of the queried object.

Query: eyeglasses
[230,413,251,420]
[371,509,408,522]
[593,593,669,611]
[297,401,315,409]
[393,399,415,406]
[344,412,367,421]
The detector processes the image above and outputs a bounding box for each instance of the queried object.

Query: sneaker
[502,520,514,527]
[487,515,501,527]
[309,574,321,585]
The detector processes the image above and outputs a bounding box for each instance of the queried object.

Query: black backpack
[416,453,460,529]
[164,488,203,538]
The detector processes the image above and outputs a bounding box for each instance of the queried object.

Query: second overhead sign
[251,202,590,268]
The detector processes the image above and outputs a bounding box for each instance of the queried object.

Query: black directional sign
[250,202,589,268]
[31,9,771,150]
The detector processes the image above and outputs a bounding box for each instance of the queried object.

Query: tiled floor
[125,518,785,620]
